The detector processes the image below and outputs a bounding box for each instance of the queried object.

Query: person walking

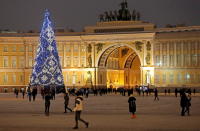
[64,92,72,113]
[175,88,178,97]
[185,94,191,116]
[128,94,136,119]
[154,88,159,101]
[180,92,188,116]
[45,92,52,116]
[73,92,89,129]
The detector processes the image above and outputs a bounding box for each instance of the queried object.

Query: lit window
[66,45,71,52]
[191,54,197,66]
[66,56,71,67]
[74,45,78,52]
[163,55,167,66]
[12,74,16,83]
[59,56,63,67]
[155,56,160,66]
[12,57,17,68]
[3,57,8,67]
[176,55,181,66]
[28,57,33,67]
[20,75,24,82]
[19,57,25,68]
[3,74,8,83]
[177,74,182,83]
[162,74,166,83]
[12,45,16,52]
[28,45,32,52]
[3,46,8,52]
[169,55,174,66]
[169,74,174,83]
[73,57,78,67]
[20,46,25,52]
[81,45,86,52]
[81,56,86,67]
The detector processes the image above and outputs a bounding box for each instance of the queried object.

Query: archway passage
[97,45,141,89]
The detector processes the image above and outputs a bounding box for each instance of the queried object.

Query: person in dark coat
[64,92,72,113]
[154,88,159,101]
[175,88,178,97]
[185,94,191,116]
[128,94,136,119]
[180,92,188,116]
[45,92,52,116]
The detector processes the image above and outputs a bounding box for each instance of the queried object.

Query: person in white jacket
[73,92,89,129]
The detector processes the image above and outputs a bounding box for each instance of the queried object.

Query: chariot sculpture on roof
[98,0,141,22]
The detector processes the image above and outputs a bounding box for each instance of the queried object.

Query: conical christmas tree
[29,10,64,92]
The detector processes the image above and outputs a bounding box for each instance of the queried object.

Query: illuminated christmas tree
[29,10,64,92]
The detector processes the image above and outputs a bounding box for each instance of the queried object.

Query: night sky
[0,0,200,32]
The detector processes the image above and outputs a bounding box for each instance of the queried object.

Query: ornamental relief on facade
[134,41,143,52]
[96,43,104,54]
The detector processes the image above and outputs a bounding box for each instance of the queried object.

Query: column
[25,43,28,68]
[181,41,184,67]
[71,42,73,67]
[78,43,81,67]
[64,43,66,67]
[174,41,177,67]
[188,41,191,66]
[167,41,170,67]
[160,42,163,67]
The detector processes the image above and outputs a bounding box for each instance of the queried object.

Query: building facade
[0,21,200,92]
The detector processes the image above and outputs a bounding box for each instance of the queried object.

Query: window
[12,57,17,68]
[12,74,16,83]
[183,54,190,66]
[20,75,24,82]
[185,73,190,83]
[4,74,8,83]
[169,74,174,83]
[58,44,63,52]
[28,57,33,67]
[169,55,174,66]
[191,54,197,66]
[163,55,167,66]
[74,45,78,52]
[19,57,25,68]
[66,45,71,52]
[80,45,86,52]
[162,74,166,83]
[176,43,181,52]
[177,55,181,66]
[66,73,70,83]
[169,43,174,51]
[3,57,8,67]
[28,45,32,52]
[81,56,86,67]
[66,56,71,67]
[155,55,160,66]
[3,46,8,52]
[20,46,25,52]
[162,43,167,52]
[12,45,16,52]
[73,57,78,67]
[155,44,160,51]
[177,74,182,83]
[59,56,63,67]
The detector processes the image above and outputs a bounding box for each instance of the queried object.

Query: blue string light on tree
[29,9,65,93]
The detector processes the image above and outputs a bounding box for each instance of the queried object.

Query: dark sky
[0,0,200,32]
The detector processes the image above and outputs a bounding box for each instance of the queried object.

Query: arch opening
[97,45,141,89]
